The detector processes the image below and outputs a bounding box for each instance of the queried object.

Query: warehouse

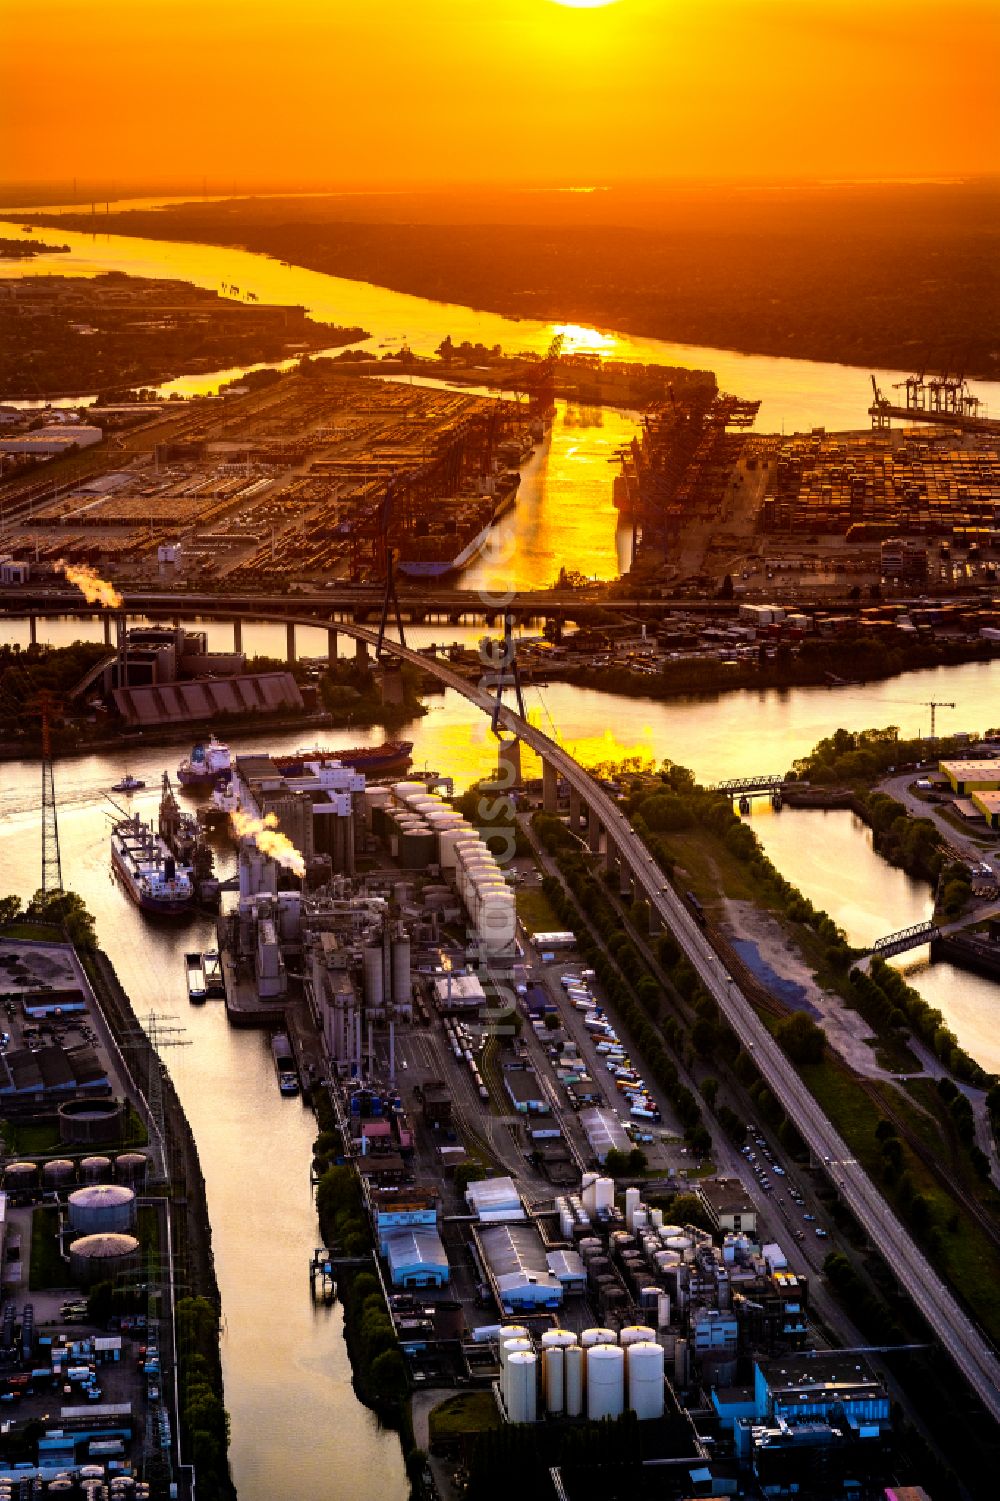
[478,1222,564,1311]
[971,790,1000,829]
[383,1227,450,1289]
[580,1106,631,1164]
[939,758,1000,795]
[503,1065,547,1115]
[466,1175,525,1223]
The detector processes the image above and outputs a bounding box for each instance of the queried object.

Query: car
[815,1227,828,1238]
[773,1165,786,1176]
[803,1213,815,1222]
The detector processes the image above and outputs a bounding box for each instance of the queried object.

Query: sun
[549,1,620,8]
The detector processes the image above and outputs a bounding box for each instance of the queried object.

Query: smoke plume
[231,809,306,878]
[57,561,124,609]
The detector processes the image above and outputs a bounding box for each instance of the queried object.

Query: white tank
[542,1345,564,1414]
[650,1208,664,1229]
[393,781,426,799]
[506,1350,537,1424]
[581,1174,598,1215]
[565,1345,585,1417]
[67,1184,136,1234]
[586,1344,625,1421]
[659,1225,684,1239]
[624,1186,642,1230]
[581,1327,617,1349]
[595,1177,615,1214]
[479,895,516,956]
[541,1328,578,1349]
[658,1293,672,1328]
[500,1337,532,1406]
[619,1325,654,1348]
[633,1209,649,1231]
[559,1204,575,1239]
[626,1341,665,1420]
[665,1235,693,1253]
[437,828,467,868]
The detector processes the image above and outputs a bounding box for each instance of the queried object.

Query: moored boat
[185,952,207,1002]
[110,814,195,917]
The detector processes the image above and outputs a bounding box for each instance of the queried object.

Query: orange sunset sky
[1,0,998,189]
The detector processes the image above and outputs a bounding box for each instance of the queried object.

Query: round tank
[114,1153,149,1188]
[4,1162,38,1188]
[42,1159,77,1189]
[650,1208,664,1229]
[393,781,426,799]
[665,1235,693,1252]
[594,1177,615,1214]
[586,1344,625,1421]
[624,1186,641,1229]
[69,1232,140,1288]
[619,1325,654,1348]
[498,1324,529,1344]
[581,1327,617,1349]
[68,1184,136,1234]
[506,1350,537,1424]
[632,1209,649,1231]
[540,1328,578,1349]
[58,1098,124,1145]
[565,1344,585,1417]
[542,1345,564,1414]
[80,1156,112,1184]
[659,1225,684,1238]
[626,1341,665,1420]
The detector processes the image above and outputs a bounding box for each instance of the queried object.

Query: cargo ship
[202,950,225,997]
[110,814,195,917]
[271,1033,299,1096]
[185,953,207,1003]
[397,478,518,579]
[272,740,413,778]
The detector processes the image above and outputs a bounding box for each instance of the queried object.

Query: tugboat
[111,772,146,794]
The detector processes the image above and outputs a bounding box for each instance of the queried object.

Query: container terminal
[186,745,912,1499]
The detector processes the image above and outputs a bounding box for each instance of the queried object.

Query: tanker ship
[179,737,412,786]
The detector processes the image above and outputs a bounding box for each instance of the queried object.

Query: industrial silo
[581,1327,617,1349]
[505,1350,537,1424]
[42,1159,77,1190]
[363,945,385,1009]
[624,1186,642,1229]
[626,1341,665,1420]
[594,1178,615,1215]
[586,1343,625,1420]
[542,1345,564,1413]
[564,1344,585,1417]
[68,1184,137,1234]
[80,1156,112,1184]
[619,1325,652,1347]
[391,935,411,1007]
[114,1153,149,1189]
[399,827,436,871]
[70,1232,140,1289]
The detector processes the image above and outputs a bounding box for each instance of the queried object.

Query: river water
[2,214,1000,1492]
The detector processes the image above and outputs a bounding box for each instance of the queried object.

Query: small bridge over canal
[867,920,941,960]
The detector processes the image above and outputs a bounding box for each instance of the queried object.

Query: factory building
[971,789,1000,828]
[697,1177,758,1236]
[0,425,103,457]
[371,1187,450,1289]
[466,1175,524,1223]
[503,1064,547,1114]
[107,625,304,726]
[478,1223,564,1311]
[753,1352,890,1431]
[579,1106,632,1164]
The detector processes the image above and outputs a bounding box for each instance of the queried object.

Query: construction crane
[922,700,955,739]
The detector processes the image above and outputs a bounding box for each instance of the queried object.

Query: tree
[699,1076,719,1108]
[775,1010,825,1065]
[24,889,96,949]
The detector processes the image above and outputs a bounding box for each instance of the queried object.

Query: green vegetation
[0,641,110,748]
[318,656,425,729]
[28,1207,67,1291]
[775,1009,825,1064]
[176,1296,236,1501]
[2,1119,61,1156]
[514,884,560,934]
[315,1166,407,1415]
[455,778,531,860]
[0,889,97,950]
[428,1390,500,1447]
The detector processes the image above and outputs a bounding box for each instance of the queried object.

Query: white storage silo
[586,1344,625,1420]
[594,1178,614,1214]
[650,1208,663,1229]
[581,1173,598,1215]
[624,1186,641,1230]
[665,1235,692,1254]
[480,893,516,955]
[393,781,426,799]
[633,1209,649,1232]
[619,1325,653,1348]
[626,1341,665,1420]
[500,1336,532,1403]
[542,1346,564,1414]
[659,1224,684,1239]
[565,1344,585,1417]
[541,1328,578,1350]
[581,1327,617,1349]
[506,1350,537,1424]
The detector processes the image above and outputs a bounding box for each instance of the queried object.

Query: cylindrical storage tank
[565,1344,584,1417]
[58,1098,125,1145]
[506,1351,537,1424]
[540,1328,578,1348]
[500,1338,532,1407]
[650,1208,663,1229]
[438,828,473,869]
[542,1345,564,1414]
[42,1159,76,1189]
[586,1344,625,1421]
[68,1184,136,1234]
[399,830,437,871]
[619,1325,654,1348]
[114,1153,149,1189]
[393,781,426,799]
[391,937,411,1006]
[559,1203,575,1239]
[581,1327,617,1349]
[632,1209,649,1232]
[4,1162,38,1190]
[665,1236,693,1253]
[580,1173,598,1214]
[499,1324,529,1344]
[80,1156,112,1184]
[627,1342,665,1420]
[362,946,384,1008]
[654,1250,680,1273]
[594,1178,615,1214]
[480,894,516,956]
[624,1186,641,1230]
[659,1225,683,1239]
[69,1232,140,1289]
